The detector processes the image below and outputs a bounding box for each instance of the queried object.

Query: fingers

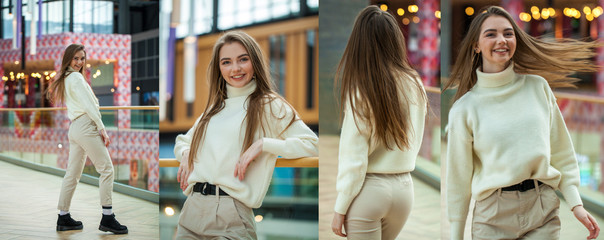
[588,214,600,239]
[177,166,182,183]
[331,221,346,237]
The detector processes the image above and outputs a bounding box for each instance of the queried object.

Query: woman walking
[445,6,599,240]
[47,44,127,234]
[331,5,428,240]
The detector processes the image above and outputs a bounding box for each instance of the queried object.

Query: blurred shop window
[73,0,112,34]
[175,0,213,38]
[269,34,286,96]
[175,0,317,39]
[218,0,299,30]
[1,0,112,38]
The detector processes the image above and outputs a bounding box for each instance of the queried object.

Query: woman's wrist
[572,204,584,212]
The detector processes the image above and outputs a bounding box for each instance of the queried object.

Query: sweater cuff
[450,220,466,240]
[560,184,583,210]
[175,148,189,163]
[334,193,354,215]
[94,120,105,132]
[262,137,285,156]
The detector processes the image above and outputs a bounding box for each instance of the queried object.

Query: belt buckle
[200,183,209,195]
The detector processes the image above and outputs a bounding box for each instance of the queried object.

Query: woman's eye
[221,61,230,65]
[240,58,249,62]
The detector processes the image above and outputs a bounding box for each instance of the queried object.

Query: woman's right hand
[99,129,110,147]
[331,212,347,237]
[573,205,600,239]
[177,150,192,191]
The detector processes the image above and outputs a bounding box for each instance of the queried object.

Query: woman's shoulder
[65,71,85,83]
[517,73,554,98]
[261,93,296,117]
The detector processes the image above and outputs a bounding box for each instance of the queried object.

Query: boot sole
[56,225,83,231]
[99,225,128,234]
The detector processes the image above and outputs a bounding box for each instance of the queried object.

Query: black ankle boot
[56,213,83,231]
[99,213,128,234]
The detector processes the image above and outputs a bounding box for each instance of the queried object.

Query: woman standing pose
[174,31,318,239]
[331,5,427,239]
[444,6,600,240]
[47,44,127,234]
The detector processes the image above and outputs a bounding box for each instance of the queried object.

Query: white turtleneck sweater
[446,64,582,240]
[174,80,319,208]
[64,69,105,131]
[334,76,427,215]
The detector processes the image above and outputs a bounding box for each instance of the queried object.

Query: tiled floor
[319,135,441,240]
[0,160,159,240]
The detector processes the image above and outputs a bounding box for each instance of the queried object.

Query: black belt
[193,182,228,196]
[501,179,543,192]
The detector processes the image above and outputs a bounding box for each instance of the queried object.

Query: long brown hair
[46,44,87,104]
[444,6,600,102]
[335,5,427,151]
[187,31,297,167]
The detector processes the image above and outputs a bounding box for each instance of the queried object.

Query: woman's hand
[234,139,263,181]
[99,129,110,147]
[177,149,192,191]
[573,205,600,239]
[331,212,347,237]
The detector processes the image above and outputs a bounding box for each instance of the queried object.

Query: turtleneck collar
[476,63,515,88]
[226,80,256,98]
[66,66,78,72]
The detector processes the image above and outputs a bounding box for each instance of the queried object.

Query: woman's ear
[474,44,480,54]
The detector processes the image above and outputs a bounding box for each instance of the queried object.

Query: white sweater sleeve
[174,116,202,162]
[446,104,474,240]
[68,73,105,130]
[261,98,318,159]
[333,104,370,215]
[547,88,582,209]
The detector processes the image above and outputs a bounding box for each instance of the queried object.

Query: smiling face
[476,16,516,73]
[218,42,254,88]
[70,50,86,72]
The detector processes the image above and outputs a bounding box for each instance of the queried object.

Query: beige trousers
[57,114,114,211]
[472,181,561,240]
[345,173,414,240]
[176,189,257,240]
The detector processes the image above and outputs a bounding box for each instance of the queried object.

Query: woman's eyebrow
[483,27,513,34]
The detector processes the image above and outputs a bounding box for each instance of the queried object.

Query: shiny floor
[0,160,159,240]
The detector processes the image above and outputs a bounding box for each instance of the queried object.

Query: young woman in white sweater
[174,31,318,239]
[330,6,427,239]
[46,44,127,234]
[444,6,600,240]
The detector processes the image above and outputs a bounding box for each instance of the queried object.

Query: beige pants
[176,190,257,240]
[57,114,114,211]
[345,173,414,240]
[472,181,561,240]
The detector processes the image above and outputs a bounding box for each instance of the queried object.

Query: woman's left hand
[234,139,263,181]
[331,212,347,237]
[573,205,600,239]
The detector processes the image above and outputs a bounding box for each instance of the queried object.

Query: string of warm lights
[378,3,441,26]
[464,5,604,22]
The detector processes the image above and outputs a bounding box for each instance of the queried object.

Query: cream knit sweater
[64,69,105,130]
[174,80,319,208]
[446,64,582,239]
[334,76,427,215]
